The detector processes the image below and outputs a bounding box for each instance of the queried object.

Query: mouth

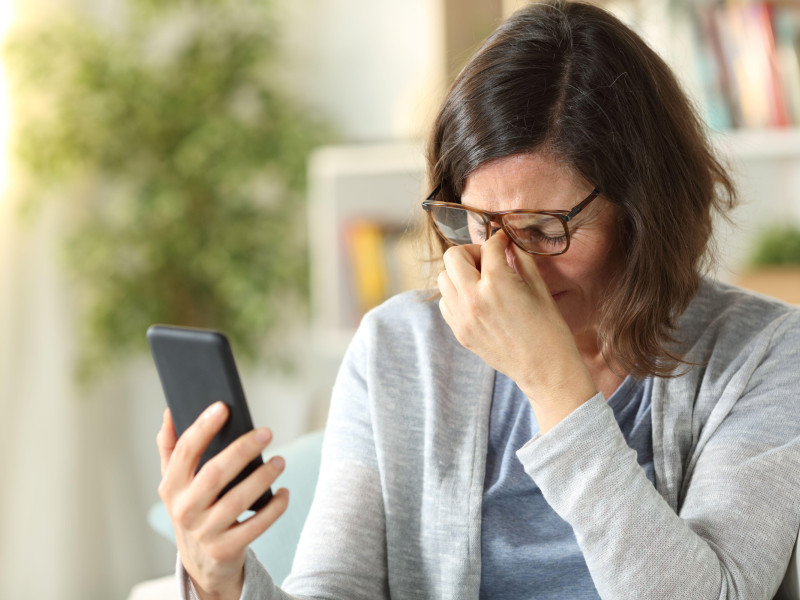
[551,291,566,301]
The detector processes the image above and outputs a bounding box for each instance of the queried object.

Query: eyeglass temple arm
[425,184,442,202]
[563,188,601,221]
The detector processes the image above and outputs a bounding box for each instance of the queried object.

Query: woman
[156,2,800,599]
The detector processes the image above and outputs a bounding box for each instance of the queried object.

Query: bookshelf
[586,0,800,131]
[522,0,800,288]
[307,142,428,355]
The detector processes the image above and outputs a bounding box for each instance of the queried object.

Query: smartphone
[147,324,273,511]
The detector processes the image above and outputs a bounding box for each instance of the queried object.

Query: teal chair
[149,429,325,586]
[779,542,800,600]
[149,428,800,598]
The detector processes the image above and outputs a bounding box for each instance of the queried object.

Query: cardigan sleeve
[176,316,390,600]
[516,312,800,600]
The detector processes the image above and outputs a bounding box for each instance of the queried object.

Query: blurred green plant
[4,0,331,382]
[750,226,800,267]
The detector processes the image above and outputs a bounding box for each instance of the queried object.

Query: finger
[157,408,178,478]
[163,401,230,490]
[224,488,290,550]
[207,455,285,530]
[191,427,274,510]
[438,295,455,330]
[460,243,482,267]
[480,230,517,278]
[442,245,481,293]
[436,269,457,302]
[437,270,461,333]
[507,239,548,294]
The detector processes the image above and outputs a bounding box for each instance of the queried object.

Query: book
[691,1,800,129]
[773,4,800,124]
[342,219,390,320]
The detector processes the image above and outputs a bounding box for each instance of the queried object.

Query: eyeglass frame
[421,183,602,256]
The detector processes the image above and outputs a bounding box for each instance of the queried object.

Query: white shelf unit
[711,127,800,282]
[714,127,800,161]
[307,141,428,354]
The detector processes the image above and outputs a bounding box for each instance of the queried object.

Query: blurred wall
[277,0,445,142]
[0,0,452,599]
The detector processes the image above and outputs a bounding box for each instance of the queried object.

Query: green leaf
[5,1,335,384]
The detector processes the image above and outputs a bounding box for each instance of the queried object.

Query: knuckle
[171,499,193,526]
[462,289,481,314]
[157,479,169,502]
[221,465,271,514]
[196,528,216,548]
[215,490,248,518]
[207,543,235,565]
[454,324,472,347]
[198,461,224,490]
[171,438,191,463]
[234,435,259,462]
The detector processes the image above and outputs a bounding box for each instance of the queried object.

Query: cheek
[536,254,589,282]
[542,242,618,293]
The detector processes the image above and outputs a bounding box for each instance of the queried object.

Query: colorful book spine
[343,220,390,319]
[691,1,800,129]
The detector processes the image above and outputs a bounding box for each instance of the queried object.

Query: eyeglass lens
[428,205,569,254]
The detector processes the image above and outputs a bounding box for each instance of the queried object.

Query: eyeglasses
[421,184,601,256]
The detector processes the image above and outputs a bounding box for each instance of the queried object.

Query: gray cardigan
[179,279,800,599]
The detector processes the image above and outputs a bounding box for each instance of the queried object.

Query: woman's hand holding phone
[156,402,289,600]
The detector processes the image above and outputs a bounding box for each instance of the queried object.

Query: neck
[573,330,627,400]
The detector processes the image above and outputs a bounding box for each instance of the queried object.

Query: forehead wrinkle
[461,153,590,213]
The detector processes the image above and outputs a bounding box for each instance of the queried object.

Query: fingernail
[270,456,285,470]
[254,428,271,444]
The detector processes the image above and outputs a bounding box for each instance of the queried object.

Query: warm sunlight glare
[0,0,13,206]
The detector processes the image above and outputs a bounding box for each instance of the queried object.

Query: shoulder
[344,289,462,364]
[678,277,800,358]
[364,288,441,324]
[358,289,452,342]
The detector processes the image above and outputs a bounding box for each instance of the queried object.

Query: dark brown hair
[425,0,737,378]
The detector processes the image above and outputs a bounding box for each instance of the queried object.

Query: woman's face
[459,152,622,343]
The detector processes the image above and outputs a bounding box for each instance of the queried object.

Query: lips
[551,291,566,301]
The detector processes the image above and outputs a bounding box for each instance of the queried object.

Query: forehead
[461,153,589,211]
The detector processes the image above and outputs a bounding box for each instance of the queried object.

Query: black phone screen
[147,324,273,511]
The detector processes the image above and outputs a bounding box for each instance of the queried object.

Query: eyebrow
[430,183,600,214]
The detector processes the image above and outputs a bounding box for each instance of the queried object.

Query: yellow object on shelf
[344,220,390,316]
